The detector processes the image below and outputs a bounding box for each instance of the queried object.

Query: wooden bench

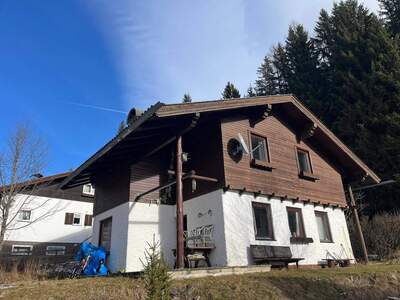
[250,245,304,269]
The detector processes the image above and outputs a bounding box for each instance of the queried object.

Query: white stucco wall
[92,202,130,273]
[222,190,354,266]
[183,190,227,267]
[125,202,176,272]
[6,194,93,244]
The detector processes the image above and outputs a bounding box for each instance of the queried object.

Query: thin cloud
[82,0,380,109]
[60,100,128,114]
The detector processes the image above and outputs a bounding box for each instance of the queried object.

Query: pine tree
[255,44,289,96]
[284,24,321,114]
[182,93,192,103]
[246,84,257,97]
[141,237,171,300]
[379,0,400,36]
[313,0,400,212]
[221,82,241,99]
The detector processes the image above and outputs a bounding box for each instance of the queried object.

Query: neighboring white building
[2,173,94,258]
[60,96,380,272]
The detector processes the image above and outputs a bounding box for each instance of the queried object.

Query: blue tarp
[75,242,108,276]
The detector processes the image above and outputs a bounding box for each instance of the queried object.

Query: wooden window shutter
[84,215,93,226]
[64,213,73,225]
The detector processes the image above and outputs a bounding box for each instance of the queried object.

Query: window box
[290,236,314,244]
[251,158,274,171]
[299,170,319,181]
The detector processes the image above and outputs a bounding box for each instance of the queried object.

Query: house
[1,172,94,259]
[60,95,380,272]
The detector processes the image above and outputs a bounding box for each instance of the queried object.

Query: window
[73,213,82,225]
[18,210,31,221]
[296,148,312,174]
[315,211,333,243]
[250,134,269,162]
[46,245,66,256]
[252,202,274,240]
[99,217,112,252]
[11,245,32,256]
[84,214,93,226]
[82,184,95,196]
[287,207,305,238]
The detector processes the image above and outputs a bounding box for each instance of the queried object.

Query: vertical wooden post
[175,135,184,268]
[348,185,369,264]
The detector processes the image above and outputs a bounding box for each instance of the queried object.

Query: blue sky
[0,0,379,175]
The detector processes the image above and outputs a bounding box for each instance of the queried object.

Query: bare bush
[348,211,400,260]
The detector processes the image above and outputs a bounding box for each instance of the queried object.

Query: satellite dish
[238,133,249,155]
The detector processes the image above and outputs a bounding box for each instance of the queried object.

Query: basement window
[11,245,33,256]
[252,202,274,240]
[46,245,66,256]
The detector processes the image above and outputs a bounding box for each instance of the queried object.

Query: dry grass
[1,263,400,299]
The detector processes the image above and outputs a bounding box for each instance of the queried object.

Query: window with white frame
[18,210,31,221]
[11,245,33,256]
[315,211,333,242]
[73,213,82,225]
[287,207,305,238]
[82,184,95,196]
[252,202,274,240]
[46,245,66,256]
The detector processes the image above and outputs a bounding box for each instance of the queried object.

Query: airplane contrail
[60,101,128,114]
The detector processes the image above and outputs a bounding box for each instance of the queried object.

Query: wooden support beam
[348,185,369,264]
[175,135,184,269]
[250,104,273,127]
[300,122,317,140]
[143,113,200,160]
[167,170,218,183]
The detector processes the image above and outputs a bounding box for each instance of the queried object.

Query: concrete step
[169,264,271,280]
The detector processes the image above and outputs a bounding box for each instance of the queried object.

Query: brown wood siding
[182,120,225,200]
[92,163,130,216]
[221,114,347,206]
[129,155,169,203]
[31,180,94,203]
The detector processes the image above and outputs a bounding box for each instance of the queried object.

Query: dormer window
[82,184,95,196]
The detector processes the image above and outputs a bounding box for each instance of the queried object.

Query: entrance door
[99,217,112,252]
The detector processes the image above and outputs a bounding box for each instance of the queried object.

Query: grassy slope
[1,263,400,300]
